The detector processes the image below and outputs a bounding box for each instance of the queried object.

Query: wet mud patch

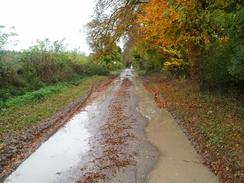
[2,70,158,183]
[77,77,158,183]
[0,78,115,182]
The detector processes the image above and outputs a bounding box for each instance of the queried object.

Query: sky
[0,0,95,54]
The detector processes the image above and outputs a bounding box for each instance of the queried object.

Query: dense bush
[164,58,190,78]
[200,5,244,90]
[130,48,145,70]
[98,46,124,71]
[0,39,108,101]
[201,44,232,87]
[72,62,109,76]
[131,47,165,73]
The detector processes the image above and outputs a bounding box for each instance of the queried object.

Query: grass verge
[143,74,244,183]
[0,76,107,139]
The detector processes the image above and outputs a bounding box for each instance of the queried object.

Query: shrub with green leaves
[201,5,244,90]
[1,83,69,109]
[98,46,123,71]
[164,58,190,78]
[0,39,109,101]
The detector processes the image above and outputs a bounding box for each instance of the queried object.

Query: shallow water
[4,69,145,183]
[4,101,100,183]
[136,80,219,183]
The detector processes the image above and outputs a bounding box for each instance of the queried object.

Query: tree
[87,0,147,59]
[88,0,244,87]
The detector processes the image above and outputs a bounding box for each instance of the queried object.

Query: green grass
[0,83,69,110]
[0,76,107,139]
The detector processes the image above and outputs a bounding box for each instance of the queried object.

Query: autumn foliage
[88,0,243,90]
[87,0,244,182]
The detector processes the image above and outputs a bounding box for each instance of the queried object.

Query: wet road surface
[4,69,219,183]
[136,81,219,183]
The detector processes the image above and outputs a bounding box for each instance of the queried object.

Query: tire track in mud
[0,78,115,182]
[2,70,158,183]
[77,76,158,183]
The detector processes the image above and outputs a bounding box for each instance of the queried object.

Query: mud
[76,69,158,183]
[0,77,115,182]
[2,69,219,183]
[3,70,158,183]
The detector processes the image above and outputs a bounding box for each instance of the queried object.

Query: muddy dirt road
[4,69,219,183]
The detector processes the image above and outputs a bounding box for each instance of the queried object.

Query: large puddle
[4,69,134,183]
[4,100,101,183]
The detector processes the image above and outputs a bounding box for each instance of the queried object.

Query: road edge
[0,77,115,182]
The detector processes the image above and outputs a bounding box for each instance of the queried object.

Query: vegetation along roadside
[143,74,244,183]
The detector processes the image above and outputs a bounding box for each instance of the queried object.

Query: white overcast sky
[0,0,96,54]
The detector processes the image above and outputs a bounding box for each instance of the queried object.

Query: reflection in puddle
[5,104,97,183]
[4,69,133,183]
[120,68,133,81]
